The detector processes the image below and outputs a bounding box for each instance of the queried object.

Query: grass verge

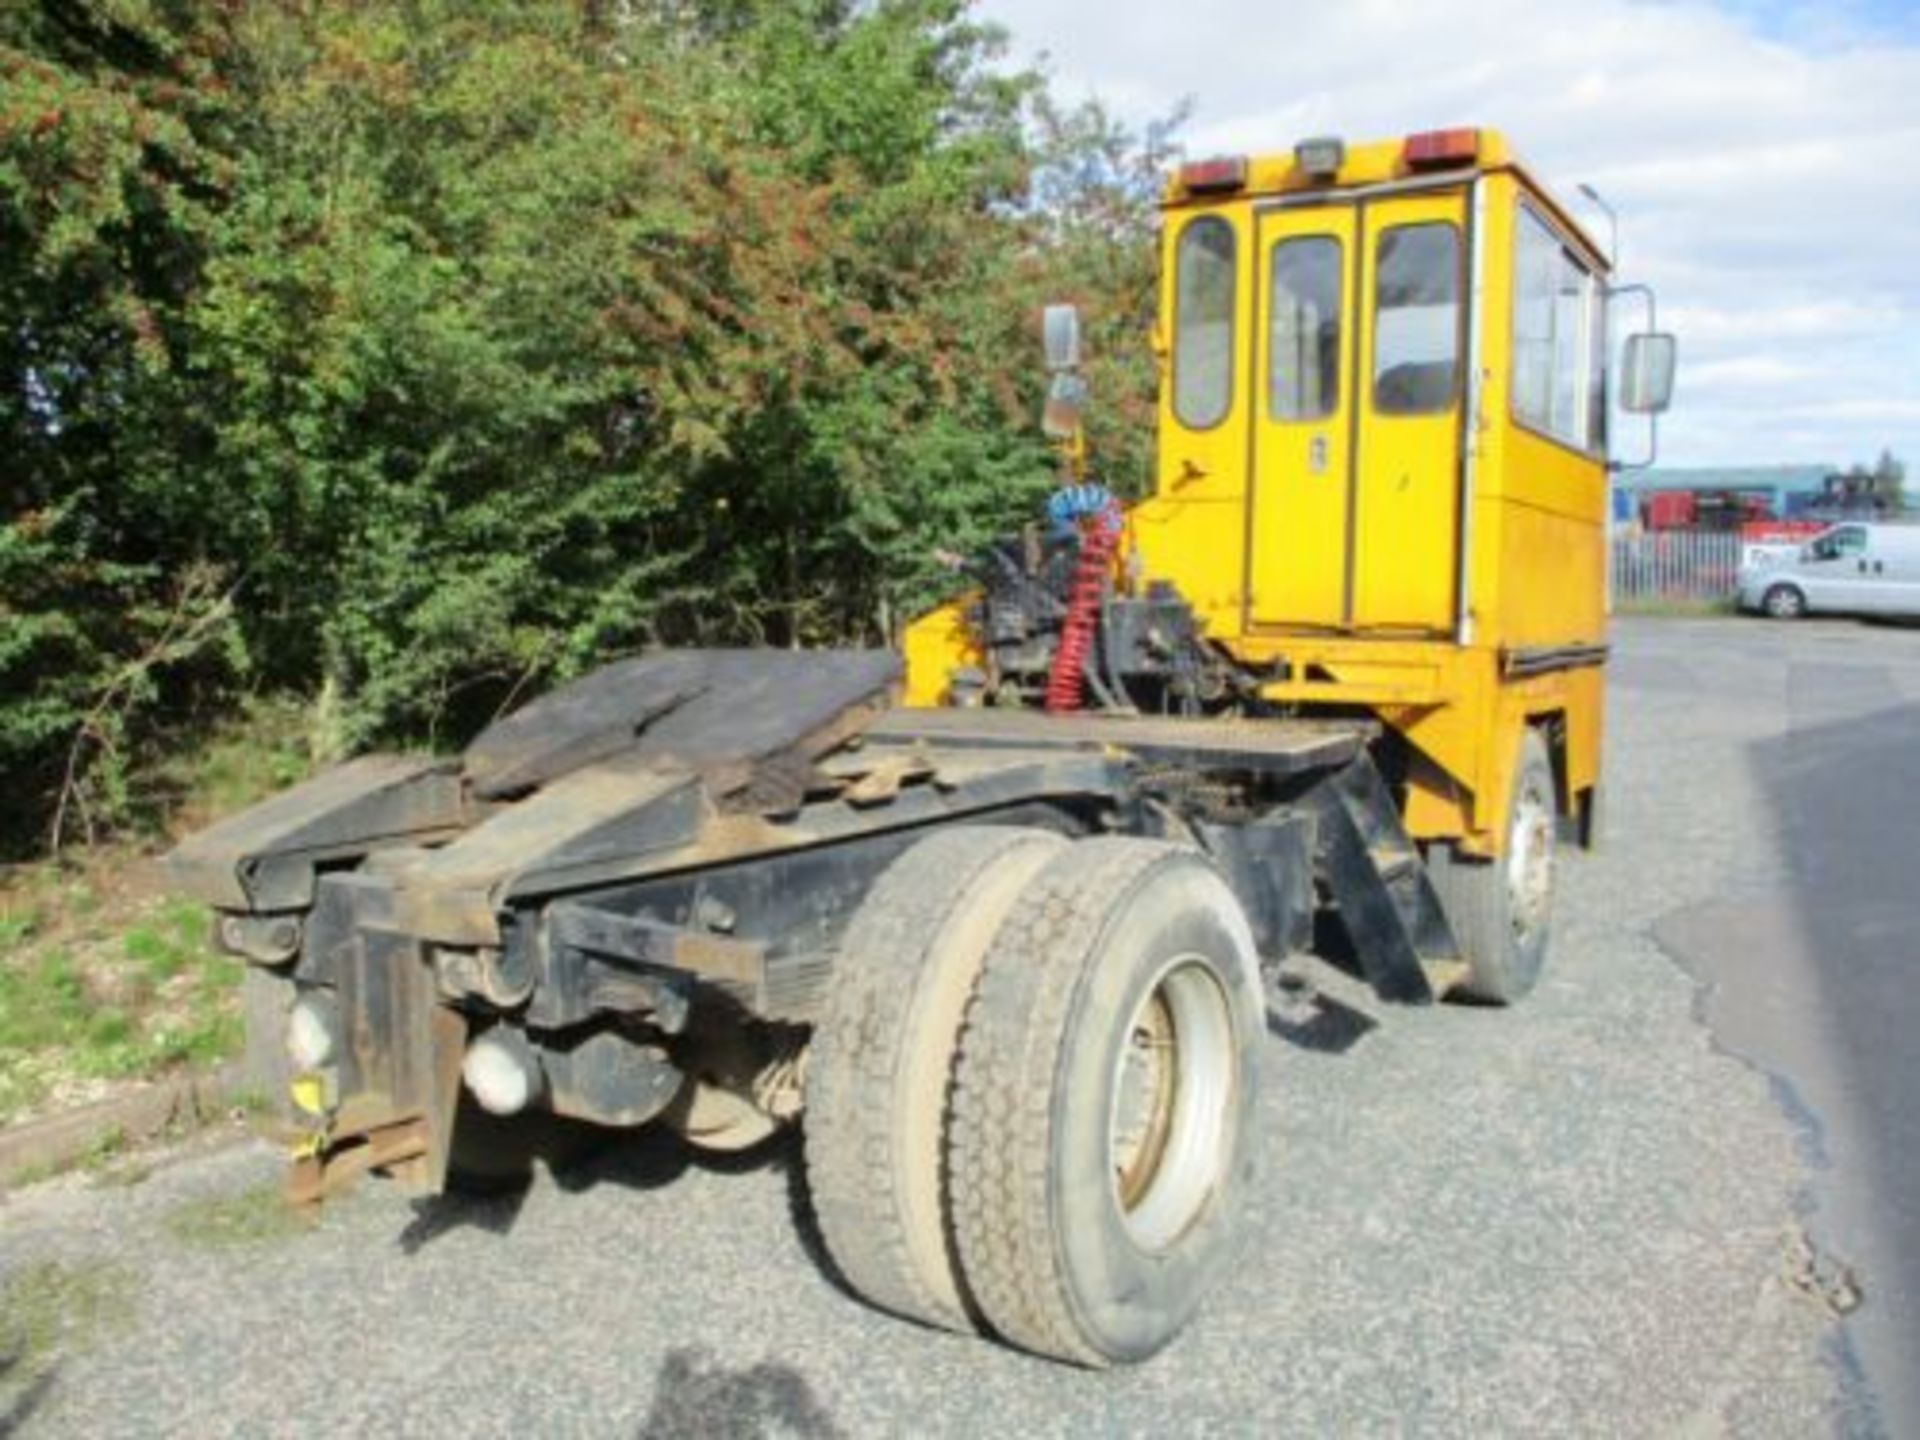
[0,697,321,1129]
[163,1181,316,1249]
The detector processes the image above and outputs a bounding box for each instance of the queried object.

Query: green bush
[0,1,1167,855]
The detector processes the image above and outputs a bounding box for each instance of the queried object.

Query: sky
[976,0,1920,472]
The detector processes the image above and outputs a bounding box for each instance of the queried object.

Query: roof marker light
[1179,156,1248,194]
[1404,128,1481,168]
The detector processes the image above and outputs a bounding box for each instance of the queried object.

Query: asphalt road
[1,618,1897,1437]
[1628,616,1920,1437]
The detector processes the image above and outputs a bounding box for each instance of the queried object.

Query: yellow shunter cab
[1138,126,1616,856]
[906,127,1676,994]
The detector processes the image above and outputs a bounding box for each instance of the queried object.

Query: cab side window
[1512,204,1605,453]
[1173,217,1237,430]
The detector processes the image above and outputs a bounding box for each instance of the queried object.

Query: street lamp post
[1577,182,1619,270]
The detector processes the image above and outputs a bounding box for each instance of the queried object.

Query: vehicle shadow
[397,1126,850,1298]
[0,1353,59,1439]
[397,1181,531,1254]
[637,1345,843,1439]
[1265,987,1378,1055]
[1264,918,1382,1055]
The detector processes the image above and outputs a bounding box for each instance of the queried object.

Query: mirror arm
[1606,283,1660,474]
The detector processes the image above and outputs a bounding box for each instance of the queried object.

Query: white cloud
[981,0,1920,468]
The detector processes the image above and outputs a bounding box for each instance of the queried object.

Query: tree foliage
[0,0,1168,853]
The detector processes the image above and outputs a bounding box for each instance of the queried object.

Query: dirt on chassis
[167,647,1502,1367]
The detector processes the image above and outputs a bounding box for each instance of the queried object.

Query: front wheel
[1426,727,1558,1005]
[1762,583,1807,619]
[946,838,1263,1367]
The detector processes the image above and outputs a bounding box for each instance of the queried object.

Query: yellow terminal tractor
[906,125,1675,1000]
[170,128,1673,1369]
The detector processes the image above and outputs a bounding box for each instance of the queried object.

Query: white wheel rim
[1506,772,1555,946]
[1108,955,1236,1252]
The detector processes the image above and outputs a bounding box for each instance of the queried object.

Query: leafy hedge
[0,0,1168,854]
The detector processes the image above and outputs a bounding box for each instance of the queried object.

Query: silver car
[1738,522,1920,619]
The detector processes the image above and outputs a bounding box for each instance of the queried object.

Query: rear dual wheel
[805,827,1066,1331]
[806,830,1263,1366]
[947,838,1263,1367]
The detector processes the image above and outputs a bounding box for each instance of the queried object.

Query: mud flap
[288,928,467,1204]
[1303,754,1464,1003]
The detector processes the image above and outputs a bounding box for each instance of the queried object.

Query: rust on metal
[866,706,1373,775]
[166,753,467,911]
[385,759,703,946]
[549,901,767,990]
[840,748,936,806]
[286,1114,430,1206]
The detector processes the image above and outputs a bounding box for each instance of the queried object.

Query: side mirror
[1619,332,1677,415]
[1043,304,1082,373]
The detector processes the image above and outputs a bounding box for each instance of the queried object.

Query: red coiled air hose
[1044,517,1119,712]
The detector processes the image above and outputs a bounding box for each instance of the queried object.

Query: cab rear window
[1172,217,1236,430]
[1268,236,1342,422]
[1372,223,1460,416]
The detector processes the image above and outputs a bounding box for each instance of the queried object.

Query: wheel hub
[1506,777,1555,944]
[1112,992,1176,1209]
[1107,957,1237,1251]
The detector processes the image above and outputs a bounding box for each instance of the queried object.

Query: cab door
[1351,192,1468,633]
[1247,207,1356,629]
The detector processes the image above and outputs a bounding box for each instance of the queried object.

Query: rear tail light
[287,993,339,1072]
[1178,156,1248,194]
[1404,128,1480,168]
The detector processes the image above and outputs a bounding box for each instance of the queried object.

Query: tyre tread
[805,825,1062,1332]
[1429,727,1555,1004]
[947,836,1191,1367]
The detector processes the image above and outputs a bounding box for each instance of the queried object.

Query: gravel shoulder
[0,621,1864,1437]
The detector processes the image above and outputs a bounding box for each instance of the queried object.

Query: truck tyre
[805,825,1068,1332]
[1762,583,1807,619]
[1427,726,1556,1004]
[947,838,1262,1367]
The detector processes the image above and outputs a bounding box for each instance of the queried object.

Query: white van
[1737,522,1920,619]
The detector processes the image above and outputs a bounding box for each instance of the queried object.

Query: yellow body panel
[900,597,983,707]
[904,130,1612,858]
